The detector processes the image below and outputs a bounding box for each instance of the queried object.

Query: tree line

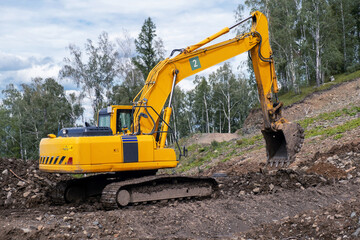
[237,0,359,91]
[1,1,359,159]
[169,64,256,140]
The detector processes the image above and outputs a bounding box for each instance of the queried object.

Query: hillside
[174,74,360,176]
[1,75,360,239]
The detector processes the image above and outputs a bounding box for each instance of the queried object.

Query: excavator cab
[97,105,133,135]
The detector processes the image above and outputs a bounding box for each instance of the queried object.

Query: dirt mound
[311,140,360,163]
[242,108,263,134]
[307,162,347,179]
[0,158,71,209]
[220,169,328,197]
[238,199,360,239]
[185,132,239,145]
[303,140,360,179]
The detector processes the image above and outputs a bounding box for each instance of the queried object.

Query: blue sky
[0,0,248,120]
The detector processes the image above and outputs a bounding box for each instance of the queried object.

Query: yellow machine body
[39,105,177,173]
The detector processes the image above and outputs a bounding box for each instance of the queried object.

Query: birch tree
[1,78,82,159]
[60,32,120,120]
[191,76,211,133]
[210,63,242,133]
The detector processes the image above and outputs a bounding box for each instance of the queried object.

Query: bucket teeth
[268,159,286,168]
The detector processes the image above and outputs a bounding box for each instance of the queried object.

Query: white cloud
[0,60,60,86]
[0,52,32,71]
[0,0,250,105]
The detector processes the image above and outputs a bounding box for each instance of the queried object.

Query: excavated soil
[182,132,239,145]
[243,77,360,134]
[0,158,73,209]
[1,140,360,239]
[0,78,360,239]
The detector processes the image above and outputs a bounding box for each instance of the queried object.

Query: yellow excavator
[39,11,304,209]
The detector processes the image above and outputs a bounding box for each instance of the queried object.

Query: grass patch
[305,117,360,139]
[221,157,231,162]
[176,134,265,171]
[279,70,360,106]
[298,105,360,129]
[299,105,360,139]
[71,174,84,179]
[236,134,263,147]
[333,134,343,140]
[177,141,230,172]
[179,157,208,172]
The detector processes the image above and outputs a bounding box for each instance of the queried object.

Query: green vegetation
[176,141,229,172]
[305,117,360,139]
[280,70,360,107]
[236,134,263,148]
[241,0,360,90]
[1,79,83,159]
[72,174,85,179]
[298,105,360,129]
[333,134,343,140]
[296,105,360,140]
[176,134,264,173]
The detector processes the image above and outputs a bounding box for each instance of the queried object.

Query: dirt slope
[0,77,360,239]
[184,132,239,145]
[243,77,360,134]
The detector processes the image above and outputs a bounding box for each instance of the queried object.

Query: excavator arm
[132,11,304,166]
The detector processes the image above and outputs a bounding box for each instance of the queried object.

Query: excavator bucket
[261,122,304,167]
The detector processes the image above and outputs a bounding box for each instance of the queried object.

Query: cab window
[116,110,133,133]
[98,114,111,128]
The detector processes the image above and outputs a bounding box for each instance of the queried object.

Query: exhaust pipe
[262,122,304,167]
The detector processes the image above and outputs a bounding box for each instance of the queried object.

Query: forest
[0,0,359,159]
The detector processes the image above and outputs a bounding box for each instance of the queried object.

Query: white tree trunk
[227,91,231,133]
[340,0,347,69]
[19,128,24,160]
[203,95,210,133]
[187,116,192,134]
[314,2,322,86]
[219,111,221,133]
[289,43,297,92]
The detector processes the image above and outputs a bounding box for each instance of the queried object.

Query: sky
[0,0,249,120]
